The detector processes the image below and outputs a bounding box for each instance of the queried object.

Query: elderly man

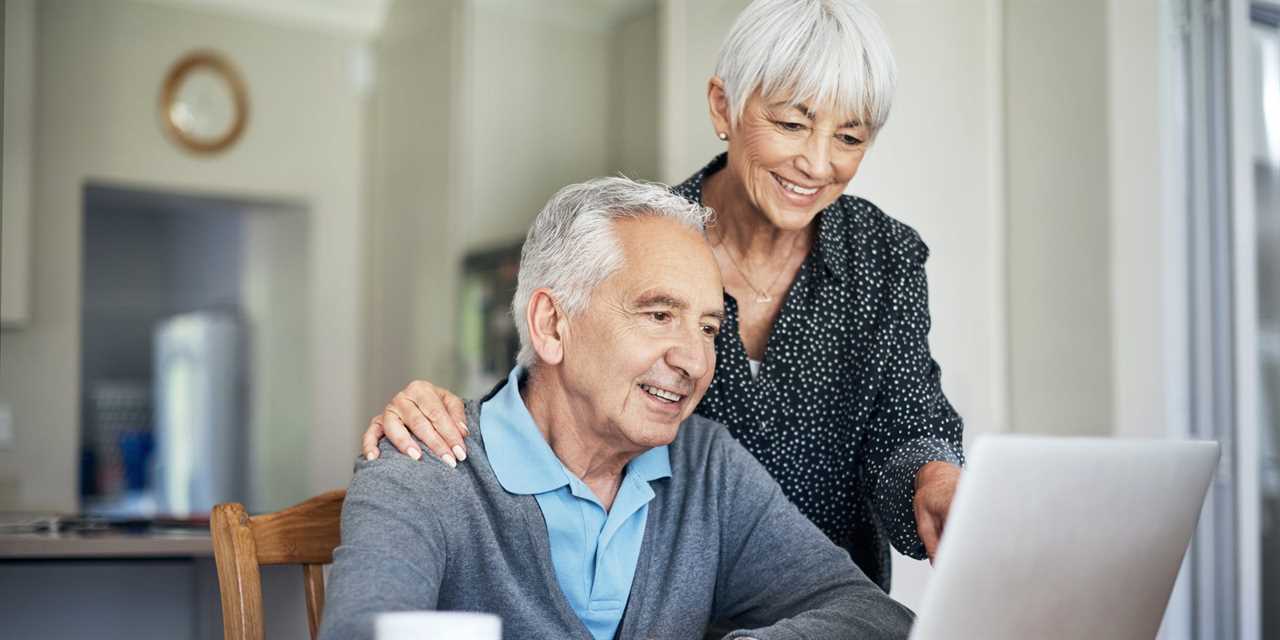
[318,178,914,640]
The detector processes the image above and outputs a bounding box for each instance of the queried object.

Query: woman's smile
[770,171,824,207]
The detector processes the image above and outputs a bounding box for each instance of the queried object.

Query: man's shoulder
[348,438,487,512]
[670,412,731,448]
[659,413,787,532]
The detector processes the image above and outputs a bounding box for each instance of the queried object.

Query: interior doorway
[79,183,312,518]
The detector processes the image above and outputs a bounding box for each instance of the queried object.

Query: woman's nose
[795,137,834,182]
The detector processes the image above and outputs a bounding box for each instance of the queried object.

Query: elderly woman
[363,0,962,592]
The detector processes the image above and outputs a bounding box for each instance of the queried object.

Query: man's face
[558,216,725,453]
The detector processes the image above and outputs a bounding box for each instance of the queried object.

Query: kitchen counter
[1,527,305,639]
[0,529,213,559]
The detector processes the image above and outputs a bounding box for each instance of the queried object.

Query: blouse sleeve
[861,229,965,560]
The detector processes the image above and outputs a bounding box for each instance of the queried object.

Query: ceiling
[135,0,392,37]
[136,0,659,38]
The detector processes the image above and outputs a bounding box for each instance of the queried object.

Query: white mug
[375,611,502,640]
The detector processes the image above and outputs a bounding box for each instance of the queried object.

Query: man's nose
[666,330,710,382]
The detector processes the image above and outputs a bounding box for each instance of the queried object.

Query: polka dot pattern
[673,154,965,592]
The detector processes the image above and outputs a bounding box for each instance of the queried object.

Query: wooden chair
[210,490,345,640]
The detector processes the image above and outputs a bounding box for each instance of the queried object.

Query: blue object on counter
[119,431,154,492]
[79,448,98,496]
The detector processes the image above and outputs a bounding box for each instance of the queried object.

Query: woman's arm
[861,230,965,562]
[361,380,470,466]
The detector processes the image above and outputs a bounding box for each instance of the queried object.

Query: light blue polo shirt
[482,367,671,640]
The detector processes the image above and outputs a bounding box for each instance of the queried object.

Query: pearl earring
[717,132,728,141]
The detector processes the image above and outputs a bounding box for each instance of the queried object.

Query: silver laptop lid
[909,436,1219,640]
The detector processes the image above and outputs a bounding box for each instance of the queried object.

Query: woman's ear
[707,76,732,139]
[526,289,566,366]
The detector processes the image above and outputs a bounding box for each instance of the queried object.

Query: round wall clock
[159,51,249,154]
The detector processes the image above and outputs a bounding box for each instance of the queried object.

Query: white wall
[364,0,463,411]
[241,206,312,511]
[1106,0,1186,444]
[0,0,369,511]
[1005,0,1115,438]
[463,2,613,251]
[1003,0,1186,445]
[659,0,747,184]
[610,6,661,181]
[363,0,629,409]
[1,0,35,326]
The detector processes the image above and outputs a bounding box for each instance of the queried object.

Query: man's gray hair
[512,177,713,368]
[715,0,897,135]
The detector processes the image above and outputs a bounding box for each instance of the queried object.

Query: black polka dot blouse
[672,154,965,592]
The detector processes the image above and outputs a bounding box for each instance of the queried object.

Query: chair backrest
[210,490,345,640]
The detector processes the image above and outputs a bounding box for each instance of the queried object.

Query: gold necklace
[712,228,803,304]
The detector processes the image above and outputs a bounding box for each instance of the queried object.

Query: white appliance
[152,311,245,517]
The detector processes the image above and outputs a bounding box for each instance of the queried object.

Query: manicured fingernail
[407,447,421,461]
[442,453,457,468]
[365,449,378,461]
[452,445,467,462]
[458,421,470,435]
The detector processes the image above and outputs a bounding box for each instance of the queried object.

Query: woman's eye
[701,324,721,337]
[775,120,806,132]
[838,134,864,146]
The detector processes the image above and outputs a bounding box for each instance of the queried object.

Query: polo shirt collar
[482,367,671,497]
[624,440,672,485]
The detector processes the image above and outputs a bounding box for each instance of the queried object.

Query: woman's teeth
[640,384,683,403]
[775,174,819,196]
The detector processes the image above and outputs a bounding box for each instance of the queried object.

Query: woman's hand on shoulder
[362,380,469,468]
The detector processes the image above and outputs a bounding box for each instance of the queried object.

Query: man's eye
[650,311,671,322]
[702,324,721,337]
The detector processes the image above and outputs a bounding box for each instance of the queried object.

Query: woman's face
[711,84,872,231]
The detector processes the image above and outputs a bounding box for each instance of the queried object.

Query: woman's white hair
[512,177,713,368]
[715,0,897,134]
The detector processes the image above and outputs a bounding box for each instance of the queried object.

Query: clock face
[160,52,248,154]
[169,67,237,143]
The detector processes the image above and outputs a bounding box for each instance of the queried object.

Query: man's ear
[526,289,566,366]
[707,76,732,138]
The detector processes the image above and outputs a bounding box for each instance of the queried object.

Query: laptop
[909,436,1220,640]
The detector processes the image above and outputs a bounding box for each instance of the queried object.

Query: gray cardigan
[319,398,915,640]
